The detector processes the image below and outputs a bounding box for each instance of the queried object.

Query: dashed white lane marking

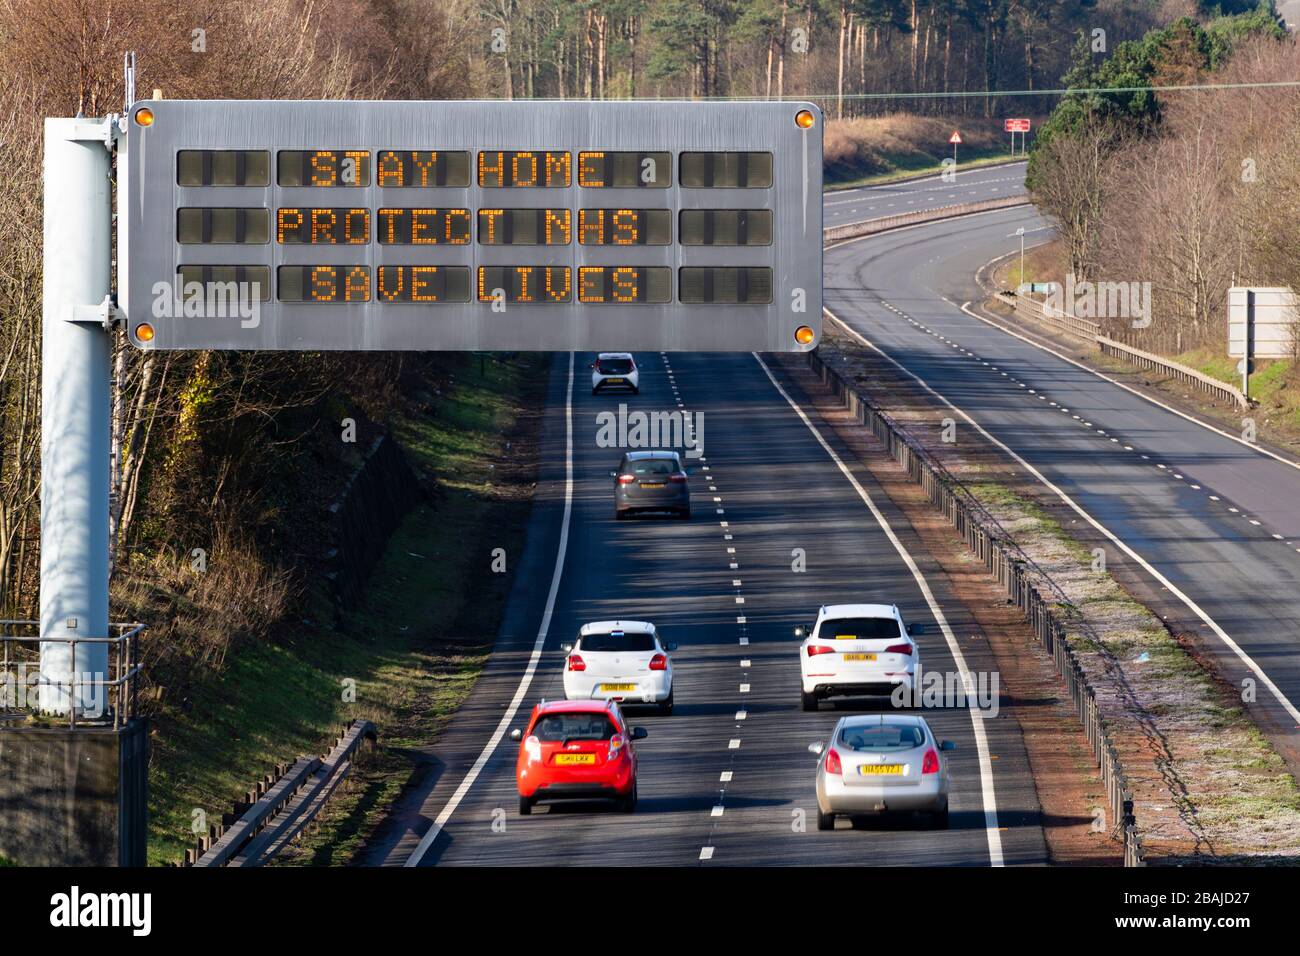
[735,596,745,604]
[403,352,577,867]
[824,311,1300,729]
[719,771,733,782]
[738,637,749,645]
[711,805,725,817]
[736,615,747,623]
[728,739,741,749]
[739,683,750,693]
[699,847,714,860]
[735,710,747,720]
[740,659,751,668]
[754,348,1005,867]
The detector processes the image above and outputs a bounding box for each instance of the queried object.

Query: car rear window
[580,631,657,652]
[629,459,674,476]
[819,617,902,640]
[599,359,633,374]
[839,724,926,751]
[532,713,616,742]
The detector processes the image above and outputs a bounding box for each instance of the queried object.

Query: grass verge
[138,353,546,865]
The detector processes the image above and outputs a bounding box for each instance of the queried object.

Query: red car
[509,699,648,815]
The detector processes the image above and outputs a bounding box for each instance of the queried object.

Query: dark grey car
[611,451,690,520]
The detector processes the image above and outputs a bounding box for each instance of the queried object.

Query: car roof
[533,698,618,716]
[580,620,656,634]
[597,352,634,360]
[837,713,930,729]
[817,603,899,619]
[624,450,680,460]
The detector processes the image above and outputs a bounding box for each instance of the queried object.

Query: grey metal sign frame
[119,100,823,352]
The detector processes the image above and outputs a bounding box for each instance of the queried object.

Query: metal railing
[187,719,378,867]
[995,291,1250,411]
[0,620,145,730]
[804,348,1145,865]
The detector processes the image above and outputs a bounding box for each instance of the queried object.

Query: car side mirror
[631,727,648,741]
[608,470,619,478]
[510,729,522,742]
[664,641,678,651]
[794,626,805,639]
[808,742,824,756]
[561,643,574,653]
[907,622,925,636]
[940,740,956,751]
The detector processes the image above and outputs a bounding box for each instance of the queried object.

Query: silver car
[808,714,954,830]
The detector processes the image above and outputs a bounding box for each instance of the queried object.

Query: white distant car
[809,714,954,829]
[591,353,639,395]
[563,621,676,714]
[797,603,921,711]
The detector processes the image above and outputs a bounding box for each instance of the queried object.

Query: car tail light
[608,733,626,759]
[824,748,842,775]
[567,654,586,671]
[806,645,835,657]
[524,735,542,761]
[922,748,940,774]
[617,474,635,484]
[669,472,687,483]
[649,653,668,671]
[885,642,914,656]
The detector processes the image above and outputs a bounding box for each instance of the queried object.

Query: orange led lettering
[546,152,571,186]
[378,265,402,300]
[613,209,638,245]
[579,152,604,187]
[312,266,336,301]
[479,151,504,186]
[277,208,302,243]
[546,266,570,301]
[447,209,470,243]
[412,266,438,302]
[512,152,537,187]
[516,266,532,302]
[377,151,404,186]
[345,209,369,244]
[613,267,637,302]
[413,152,437,186]
[311,208,336,243]
[480,209,503,244]
[545,209,571,244]
[345,267,370,302]
[310,151,336,186]
[580,267,602,302]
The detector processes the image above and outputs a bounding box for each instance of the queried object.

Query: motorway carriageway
[365,344,1047,866]
[822,161,1027,227]
[823,195,1300,758]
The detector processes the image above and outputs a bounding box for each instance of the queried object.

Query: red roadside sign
[948,130,963,144]
[1004,118,1031,133]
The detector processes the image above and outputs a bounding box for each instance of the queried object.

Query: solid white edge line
[945,296,1300,474]
[404,351,576,867]
[823,308,1300,728]
[752,352,1005,868]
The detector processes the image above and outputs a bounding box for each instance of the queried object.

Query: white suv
[591,353,639,395]
[797,604,921,711]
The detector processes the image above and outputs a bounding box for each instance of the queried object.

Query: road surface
[366,348,1047,866]
[824,199,1300,757]
[822,161,1027,227]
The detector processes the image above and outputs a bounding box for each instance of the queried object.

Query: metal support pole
[40,117,116,716]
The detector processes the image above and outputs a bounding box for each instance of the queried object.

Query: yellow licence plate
[859,764,903,776]
[605,378,624,384]
[554,753,597,766]
[641,482,664,488]
[843,653,877,661]
[600,683,637,692]
[835,635,858,640]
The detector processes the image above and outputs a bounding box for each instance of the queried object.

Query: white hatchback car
[797,604,921,711]
[562,621,676,714]
[809,714,954,829]
[591,353,639,395]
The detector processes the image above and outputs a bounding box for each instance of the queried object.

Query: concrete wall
[0,718,148,866]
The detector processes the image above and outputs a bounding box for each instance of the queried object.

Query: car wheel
[677,508,691,520]
[631,386,640,394]
[816,809,834,831]
[931,805,949,830]
[800,690,818,712]
[519,796,534,816]
[659,688,674,716]
[591,388,599,396]
[615,509,627,521]
[618,784,638,813]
